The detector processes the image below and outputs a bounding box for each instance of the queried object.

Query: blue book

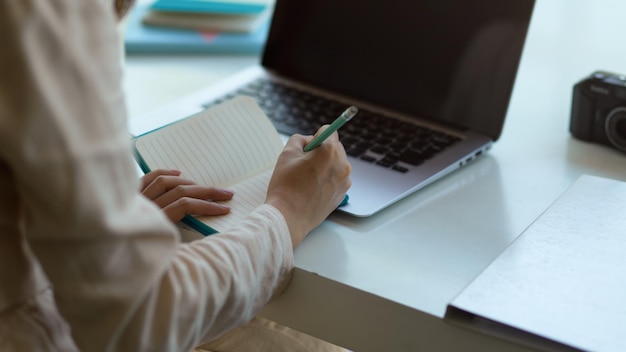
[124,4,269,54]
[150,0,269,14]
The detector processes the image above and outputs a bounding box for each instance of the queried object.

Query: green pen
[303,106,359,152]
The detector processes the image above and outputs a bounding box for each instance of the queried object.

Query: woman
[0,1,351,350]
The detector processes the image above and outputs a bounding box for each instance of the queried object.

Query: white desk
[124,1,626,350]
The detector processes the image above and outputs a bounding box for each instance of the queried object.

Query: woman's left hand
[139,169,234,223]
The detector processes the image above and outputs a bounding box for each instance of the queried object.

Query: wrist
[265,197,307,248]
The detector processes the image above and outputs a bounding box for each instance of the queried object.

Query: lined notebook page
[197,169,273,232]
[134,96,284,231]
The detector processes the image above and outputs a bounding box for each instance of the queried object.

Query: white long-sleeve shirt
[0,1,294,351]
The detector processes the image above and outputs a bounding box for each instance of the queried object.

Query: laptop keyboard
[203,78,461,173]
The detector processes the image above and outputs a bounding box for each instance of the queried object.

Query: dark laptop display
[262,0,535,140]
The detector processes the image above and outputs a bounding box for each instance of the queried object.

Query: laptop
[130,0,536,217]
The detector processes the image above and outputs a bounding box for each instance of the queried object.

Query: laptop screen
[262,0,535,140]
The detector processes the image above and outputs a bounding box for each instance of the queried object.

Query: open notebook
[134,96,283,234]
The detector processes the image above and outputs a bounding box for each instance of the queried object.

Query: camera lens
[605,107,626,152]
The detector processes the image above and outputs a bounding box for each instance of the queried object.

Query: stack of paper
[445,175,626,352]
[124,0,273,54]
[143,0,273,33]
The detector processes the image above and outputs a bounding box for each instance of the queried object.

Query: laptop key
[399,149,426,166]
[392,165,409,173]
[376,157,397,168]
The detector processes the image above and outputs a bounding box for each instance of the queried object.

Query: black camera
[570,70,626,152]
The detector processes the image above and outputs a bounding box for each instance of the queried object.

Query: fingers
[139,169,181,192]
[162,197,231,223]
[151,184,234,210]
[141,175,195,201]
[154,185,234,223]
[314,124,340,142]
[286,133,311,149]
[289,126,341,151]
[139,169,235,223]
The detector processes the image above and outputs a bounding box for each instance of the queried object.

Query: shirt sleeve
[0,1,294,351]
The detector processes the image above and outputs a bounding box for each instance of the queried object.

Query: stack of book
[124,0,274,54]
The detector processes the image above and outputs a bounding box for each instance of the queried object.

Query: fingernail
[217,204,231,211]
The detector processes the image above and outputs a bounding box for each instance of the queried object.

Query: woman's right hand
[265,128,352,247]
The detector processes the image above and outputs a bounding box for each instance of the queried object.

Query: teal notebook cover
[150,0,269,14]
[124,4,269,54]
